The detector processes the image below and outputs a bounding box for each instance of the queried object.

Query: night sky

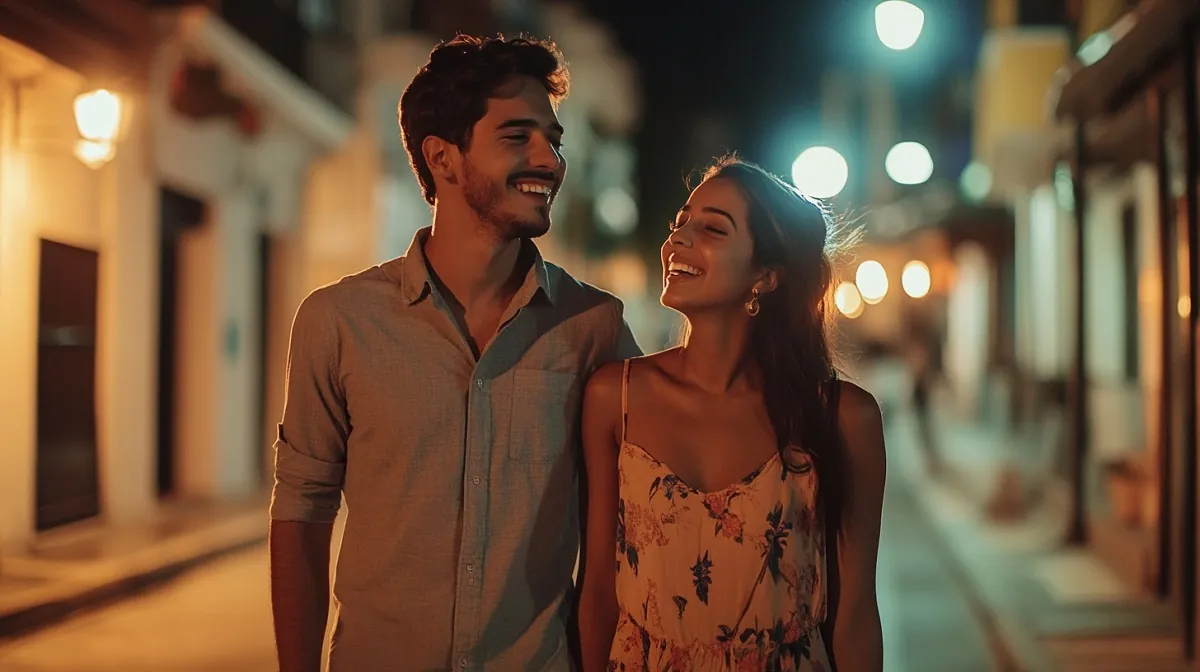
[578,0,987,253]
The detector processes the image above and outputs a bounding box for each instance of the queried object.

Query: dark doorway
[255,232,272,484]
[36,240,101,531]
[158,187,206,497]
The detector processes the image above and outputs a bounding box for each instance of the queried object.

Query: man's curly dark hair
[399,35,570,205]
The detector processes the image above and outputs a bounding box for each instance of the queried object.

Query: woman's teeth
[667,261,703,277]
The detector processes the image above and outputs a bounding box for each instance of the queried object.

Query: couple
[269,34,885,672]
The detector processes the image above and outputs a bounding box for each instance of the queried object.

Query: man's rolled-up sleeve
[269,290,349,524]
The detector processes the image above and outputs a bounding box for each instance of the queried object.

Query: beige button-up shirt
[270,228,641,671]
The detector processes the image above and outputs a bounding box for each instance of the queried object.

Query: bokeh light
[959,162,993,202]
[856,260,889,304]
[901,260,931,298]
[885,141,934,185]
[834,281,865,319]
[791,146,849,199]
[875,1,925,51]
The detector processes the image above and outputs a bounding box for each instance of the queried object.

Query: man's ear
[422,135,460,187]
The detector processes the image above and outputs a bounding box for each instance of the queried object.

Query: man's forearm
[270,520,335,672]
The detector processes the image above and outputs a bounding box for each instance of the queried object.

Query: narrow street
[0,483,1006,671]
[878,466,1006,671]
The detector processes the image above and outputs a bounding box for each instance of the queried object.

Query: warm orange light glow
[74,89,122,142]
[901,260,931,298]
[834,282,864,319]
[855,260,889,304]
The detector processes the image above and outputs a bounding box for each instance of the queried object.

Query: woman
[575,155,886,671]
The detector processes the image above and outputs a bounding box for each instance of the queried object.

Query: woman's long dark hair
[692,154,857,524]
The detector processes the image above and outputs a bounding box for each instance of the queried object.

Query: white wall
[945,242,993,414]
[0,39,158,545]
[1084,172,1146,460]
[150,32,341,501]
[1016,184,1074,380]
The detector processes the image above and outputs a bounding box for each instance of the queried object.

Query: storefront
[1054,0,1200,659]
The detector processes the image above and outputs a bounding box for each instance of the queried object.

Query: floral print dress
[609,360,831,672]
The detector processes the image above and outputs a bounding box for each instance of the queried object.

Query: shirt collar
[394,227,557,307]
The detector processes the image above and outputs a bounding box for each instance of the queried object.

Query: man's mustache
[508,171,559,187]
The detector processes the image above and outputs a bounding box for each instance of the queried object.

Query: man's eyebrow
[496,118,565,135]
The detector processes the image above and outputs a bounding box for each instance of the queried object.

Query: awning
[174,7,352,150]
[1052,97,1154,166]
[0,0,152,82]
[1052,0,1199,122]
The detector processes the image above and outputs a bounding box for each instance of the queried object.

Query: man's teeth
[515,183,551,195]
[668,261,703,276]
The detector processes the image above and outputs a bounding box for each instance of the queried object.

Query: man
[269,35,641,671]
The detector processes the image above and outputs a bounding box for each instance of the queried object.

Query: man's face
[459,76,566,240]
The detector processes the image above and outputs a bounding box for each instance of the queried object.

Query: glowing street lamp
[855,260,889,304]
[901,260,931,298]
[73,88,122,169]
[834,281,865,319]
[875,1,925,51]
[791,146,849,199]
[885,141,934,185]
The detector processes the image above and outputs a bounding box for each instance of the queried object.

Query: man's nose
[529,134,562,170]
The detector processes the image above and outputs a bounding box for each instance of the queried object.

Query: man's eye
[504,135,529,143]
[707,226,727,235]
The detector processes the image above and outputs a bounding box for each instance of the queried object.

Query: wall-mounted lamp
[73,88,122,169]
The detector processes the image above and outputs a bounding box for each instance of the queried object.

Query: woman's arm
[828,382,887,672]
[573,361,625,672]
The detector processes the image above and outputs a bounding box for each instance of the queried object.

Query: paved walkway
[0,544,276,672]
[877,477,1004,672]
[864,361,1191,672]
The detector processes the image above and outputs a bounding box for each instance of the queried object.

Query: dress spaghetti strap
[620,359,631,444]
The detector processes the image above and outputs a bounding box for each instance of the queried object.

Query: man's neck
[424,204,527,310]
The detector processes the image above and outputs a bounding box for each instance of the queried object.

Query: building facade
[0,0,649,555]
[0,0,364,549]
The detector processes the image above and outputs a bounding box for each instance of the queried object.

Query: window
[1121,203,1139,381]
[1017,0,1067,27]
[298,0,349,35]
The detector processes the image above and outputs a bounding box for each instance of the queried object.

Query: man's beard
[462,160,552,240]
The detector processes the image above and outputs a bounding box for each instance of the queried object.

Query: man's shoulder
[297,261,399,317]
[545,261,624,312]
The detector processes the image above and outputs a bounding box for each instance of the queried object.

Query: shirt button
[475,378,483,388]
[466,563,475,572]
[472,476,482,485]
[459,658,468,668]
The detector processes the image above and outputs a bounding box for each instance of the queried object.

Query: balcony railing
[212,0,356,112]
[218,0,308,81]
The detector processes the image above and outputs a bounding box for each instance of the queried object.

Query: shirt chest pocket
[507,369,582,465]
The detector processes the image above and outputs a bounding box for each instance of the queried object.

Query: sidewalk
[888,405,1190,672]
[0,495,269,640]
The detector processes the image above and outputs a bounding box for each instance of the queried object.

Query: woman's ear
[757,267,781,295]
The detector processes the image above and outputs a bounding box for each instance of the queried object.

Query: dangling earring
[746,288,761,317]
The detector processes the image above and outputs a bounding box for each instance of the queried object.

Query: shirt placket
[442,281,537,670]
[452,368,491,670]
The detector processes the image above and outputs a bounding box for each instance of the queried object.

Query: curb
[0,522,267,641]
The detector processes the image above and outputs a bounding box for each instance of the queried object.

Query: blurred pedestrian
[905,316,944,476]
[576,155,885,672]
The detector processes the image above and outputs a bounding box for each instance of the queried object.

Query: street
[0,545,276,672]
[0,456,1005,671]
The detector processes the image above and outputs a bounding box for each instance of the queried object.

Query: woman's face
[660,177,762,315]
